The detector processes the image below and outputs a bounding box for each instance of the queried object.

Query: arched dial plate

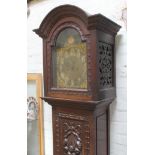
[52,28,87,89]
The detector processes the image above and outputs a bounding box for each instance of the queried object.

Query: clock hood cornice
[33,4,121,38]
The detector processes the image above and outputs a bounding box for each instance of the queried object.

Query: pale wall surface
[27,0,127,155]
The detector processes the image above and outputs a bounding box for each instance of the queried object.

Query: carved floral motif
[55,113,90,155]
[63,122,82,155]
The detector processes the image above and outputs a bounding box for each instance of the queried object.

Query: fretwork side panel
[98,42,113,89]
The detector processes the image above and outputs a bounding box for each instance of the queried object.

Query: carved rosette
[55,113,90,155]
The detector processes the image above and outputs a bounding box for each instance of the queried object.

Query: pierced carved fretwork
[98,42,113,88]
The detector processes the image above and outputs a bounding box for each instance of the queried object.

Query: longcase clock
[34,5,121,155]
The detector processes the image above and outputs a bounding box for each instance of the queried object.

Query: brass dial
[56,42,87,89]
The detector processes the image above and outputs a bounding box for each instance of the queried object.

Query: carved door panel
[53,110,91,155]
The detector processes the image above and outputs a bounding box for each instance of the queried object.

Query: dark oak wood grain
[34,4,121,155]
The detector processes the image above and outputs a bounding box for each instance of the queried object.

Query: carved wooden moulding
[34,4,121,155]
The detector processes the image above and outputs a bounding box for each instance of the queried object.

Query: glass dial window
[52,28,87,89]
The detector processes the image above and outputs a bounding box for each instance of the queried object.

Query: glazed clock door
[52,28,87,89]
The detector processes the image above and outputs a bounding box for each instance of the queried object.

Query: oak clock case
[34,5,121,155]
